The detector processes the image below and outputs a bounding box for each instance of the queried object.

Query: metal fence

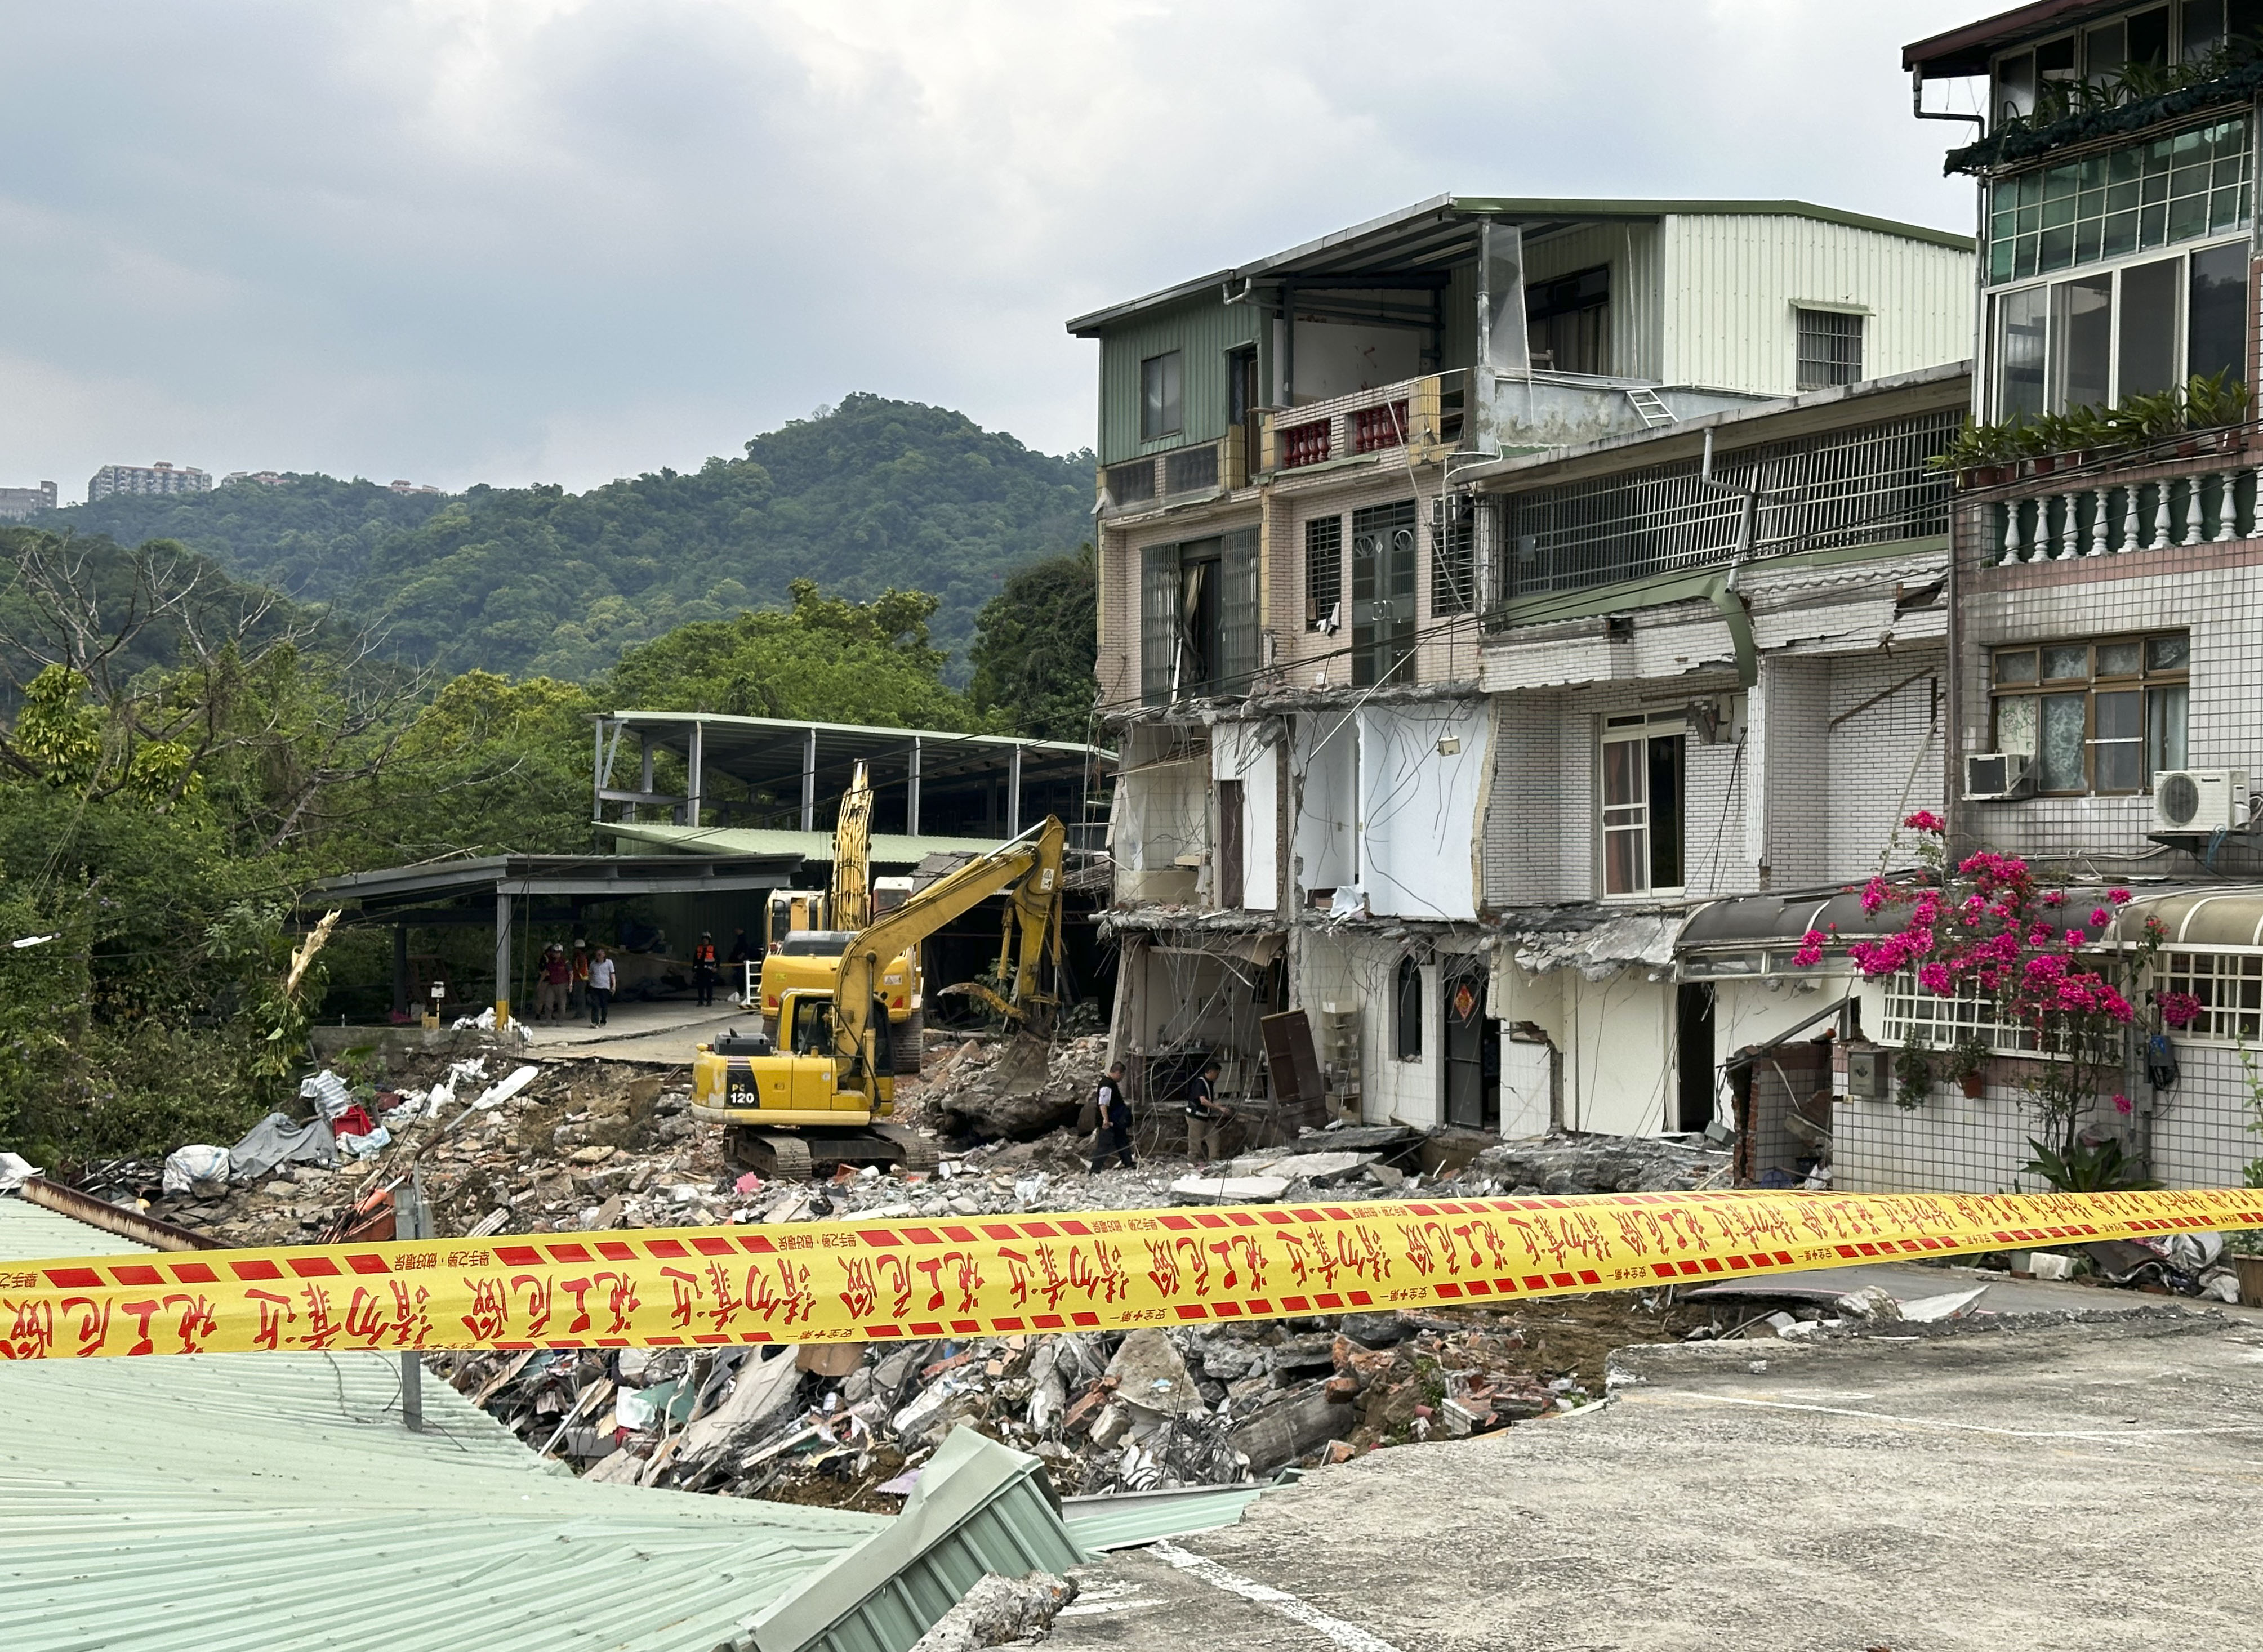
[1505,408,1959,597]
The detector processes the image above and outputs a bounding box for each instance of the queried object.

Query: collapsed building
[1077,197,1977,1182]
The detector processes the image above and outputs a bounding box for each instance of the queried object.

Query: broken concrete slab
[1228,1386,1357,1475]
[1168,1174,1289,1204]
[1106,1330,1206,1418]
[1253,1151,1376,1186]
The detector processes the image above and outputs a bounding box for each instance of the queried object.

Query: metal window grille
[2152,950,2263,1043]
[1108,460,1157,507]
[1218,527,1261,693]
[1164,444,1219,495]
[1429,495,1475,615]
[1139,543,1178,706]
[1352,401,1409,455]
[1986,116,2252,286]
[1305,516,1343,631]
[1796,310,1864,391]
[1505,408,1959,598]
[1282,419,1331,468]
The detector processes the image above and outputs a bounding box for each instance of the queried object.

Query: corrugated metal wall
[1661,215,1974,394]
[1097,295,1262,464]
[1522,221,1665,381]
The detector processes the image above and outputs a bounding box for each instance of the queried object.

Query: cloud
[0,0,1984,496]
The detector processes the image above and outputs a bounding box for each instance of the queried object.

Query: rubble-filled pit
[89,1029,1785,1513]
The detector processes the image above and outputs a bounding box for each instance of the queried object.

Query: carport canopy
[308,852,802,1025]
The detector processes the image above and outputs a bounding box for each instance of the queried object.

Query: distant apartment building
[387,479,443,495]
[0,481,57,520]
[86,462,211,503]
[222,470,288,488]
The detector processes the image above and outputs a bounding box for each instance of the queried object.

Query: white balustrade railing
[1994,459,2261,565]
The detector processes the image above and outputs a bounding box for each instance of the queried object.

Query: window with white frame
[1881,972,2046,1055]
[2152,948,2263,1041]
[1600,712,1683,897]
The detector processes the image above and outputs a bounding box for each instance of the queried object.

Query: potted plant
[1946,1035,1990,1099]
[1892,1036,1934,1111]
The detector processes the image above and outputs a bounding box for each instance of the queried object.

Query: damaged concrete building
[1076,197,1975,1152]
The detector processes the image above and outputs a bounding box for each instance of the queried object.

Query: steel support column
[907,736,922,836]
[1008,743,1023,836]
[801,726,817,832]
[687,719,704,828]
[494,889,513,1028]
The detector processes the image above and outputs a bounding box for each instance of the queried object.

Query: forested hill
[55,395,1095,681]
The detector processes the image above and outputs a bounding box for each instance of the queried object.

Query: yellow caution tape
[3,1186,2256,1360]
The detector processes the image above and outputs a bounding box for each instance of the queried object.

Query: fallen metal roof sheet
[0,1196,1082,1652]
[1060,1482,1273,1551]
[603,820,1003,864]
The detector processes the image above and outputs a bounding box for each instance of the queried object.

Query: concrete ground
[516,996,752,1063]
[1050,1303,2263,1651]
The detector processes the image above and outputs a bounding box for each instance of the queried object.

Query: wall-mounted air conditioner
[1963,752,2033,802]
[2153,768,2251,833]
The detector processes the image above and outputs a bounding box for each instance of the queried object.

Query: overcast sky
[0,1,1989,497]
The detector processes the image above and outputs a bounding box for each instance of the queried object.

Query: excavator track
[723,1127,813,1182]
[892,1009,925,1075]
[873,1122,939,1172]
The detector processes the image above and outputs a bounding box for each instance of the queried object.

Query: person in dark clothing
[692,932,719,1008]
[1184,1062,1231,1162]
[1088,1062,1133,1172]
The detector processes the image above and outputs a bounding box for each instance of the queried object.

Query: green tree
[607,578,997,732]
[967,544,1098,742]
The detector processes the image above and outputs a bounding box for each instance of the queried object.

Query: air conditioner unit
[2153,768,2251,833]
[1963,751,2033,802]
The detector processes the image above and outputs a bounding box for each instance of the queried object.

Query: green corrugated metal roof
[742,1427,1092,1652]
[603,821,1005,863]
[1061,1483,1272,1551]
[0,1198,1081,1652]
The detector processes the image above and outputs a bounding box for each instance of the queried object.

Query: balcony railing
[1985,449,2263,565]
[1262,372,1464,473]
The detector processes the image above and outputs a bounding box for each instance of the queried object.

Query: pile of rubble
[440,1291,1708,1511]
[914,1032,1107,1141]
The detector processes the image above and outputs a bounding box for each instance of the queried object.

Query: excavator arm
[828,761,874,934]
[826,817,1064,1086]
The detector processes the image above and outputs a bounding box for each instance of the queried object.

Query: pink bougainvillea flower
[1859,877,1890,916]
[2157,991,2204,1028]
[2042,891,2065,907]
[2063,928,2090,949]
[1903,810,1945,833]
[2108,888,2132,904]
[1917,961,1952,994]
[2114,1092,2133,1115]
[2088,907,2111,927]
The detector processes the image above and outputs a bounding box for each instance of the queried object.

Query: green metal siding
[0,1197,889,1652]
[1097,294,1262,465]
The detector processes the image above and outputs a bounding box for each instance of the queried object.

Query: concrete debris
[1168,1174,1289,1204]
[921,1033,1107,1141]
[907,1571,1077,1652]
[1469,1131,1731,1194]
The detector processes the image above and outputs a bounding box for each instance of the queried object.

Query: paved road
[1050,1306,2263,1651]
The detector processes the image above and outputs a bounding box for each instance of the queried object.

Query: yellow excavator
[754,761,924,1074]
[692,816,1065,1179]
